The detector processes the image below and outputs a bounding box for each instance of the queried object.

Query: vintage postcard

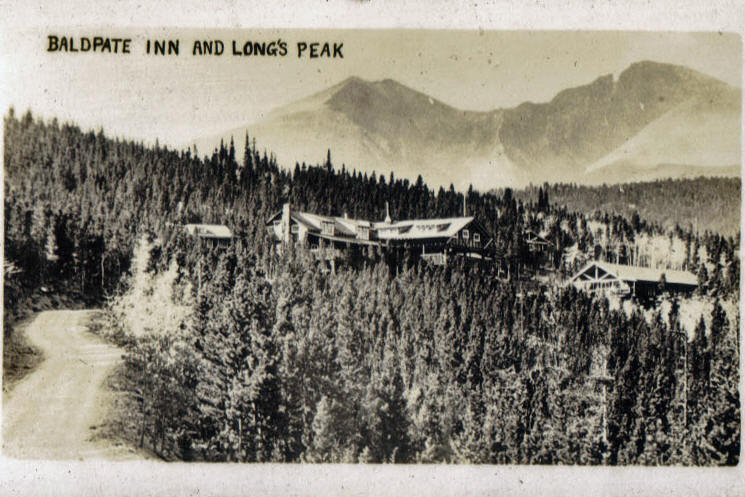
[1,2,743,496]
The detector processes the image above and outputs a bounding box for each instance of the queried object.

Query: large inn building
[266,202,493,266]
[262,203,697,299]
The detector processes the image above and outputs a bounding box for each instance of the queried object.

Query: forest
[3,109,740,464]
[512,178,741,237]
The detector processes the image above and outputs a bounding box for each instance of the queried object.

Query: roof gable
[184,224,233,239]
[283,209,483,241]
[525,229,551,245]
[572,261,697,286]
[375,216,475,240]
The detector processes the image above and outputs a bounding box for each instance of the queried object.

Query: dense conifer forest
[512,178,741,237]
[3,109,740,464]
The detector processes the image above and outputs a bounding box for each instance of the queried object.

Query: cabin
[266,203,493,266]
[570,261,697,299]
[524,229,552,252]
[523,228,555,269]
[184,223,233,248]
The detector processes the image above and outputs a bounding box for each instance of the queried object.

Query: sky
[1,28,741,148]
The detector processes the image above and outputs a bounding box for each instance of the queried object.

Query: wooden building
[266,203,493,266]
[570,261,697,299]
[524,228,555,270]
[184,223,233,248]
[524,229,552,252]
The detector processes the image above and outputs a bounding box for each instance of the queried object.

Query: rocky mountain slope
[193,61,740,189]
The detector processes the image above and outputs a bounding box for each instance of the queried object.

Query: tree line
[518,178,741,238]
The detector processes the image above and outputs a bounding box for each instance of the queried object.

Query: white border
[1,1,744,496]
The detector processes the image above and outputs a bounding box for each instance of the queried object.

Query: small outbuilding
[524,229,552,251]
[184,224,233,247]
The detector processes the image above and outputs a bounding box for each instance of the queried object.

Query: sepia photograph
[1,3,743,495]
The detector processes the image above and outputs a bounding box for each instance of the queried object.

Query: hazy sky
[1,28,740,148]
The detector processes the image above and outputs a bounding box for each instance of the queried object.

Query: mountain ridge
[193,60,740,189]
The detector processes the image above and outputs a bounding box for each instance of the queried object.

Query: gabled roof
[374,217,475,240]
[184,224,233,239]
[525,229,551,245]
[271,208,480,241]
[571,261,697,286]
[291,212,359,237]
[265,211,283,224]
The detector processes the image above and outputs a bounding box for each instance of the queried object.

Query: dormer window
[462,229,470,240]
[473,232,480,243]
[322,220,335,236]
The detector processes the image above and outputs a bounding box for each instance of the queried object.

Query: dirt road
[2,310,145,460]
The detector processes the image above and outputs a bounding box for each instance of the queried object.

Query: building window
[462,229,469,240]
[322,221,335,236]
[357,226,370,240]
[473,232,480,243]
[273,220,281,228]
[291,224,299,234]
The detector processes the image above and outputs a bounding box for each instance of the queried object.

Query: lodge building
[266,203,493,266]
[570,261,697,299]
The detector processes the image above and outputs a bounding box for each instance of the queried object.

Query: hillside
[515,177,741,237]
[584,82,740,174]
[583,164,740,186]
[194,61,740,189]
[500,61,741,182]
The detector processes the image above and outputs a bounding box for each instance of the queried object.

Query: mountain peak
[332,76,411,96]
[619,59,728,91]
[326,76,443,113]
[375,78,402,87]
[338,75,367,86]
[196,60,739,190]
[627,59,679,70]
[336,76,404,87]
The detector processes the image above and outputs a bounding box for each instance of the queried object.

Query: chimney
[282,202,291,243]
[385,201,392,224]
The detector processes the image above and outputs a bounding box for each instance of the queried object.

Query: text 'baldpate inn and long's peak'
[46,35,343,58]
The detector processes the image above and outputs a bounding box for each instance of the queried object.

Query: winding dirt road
[2,310,145,460]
